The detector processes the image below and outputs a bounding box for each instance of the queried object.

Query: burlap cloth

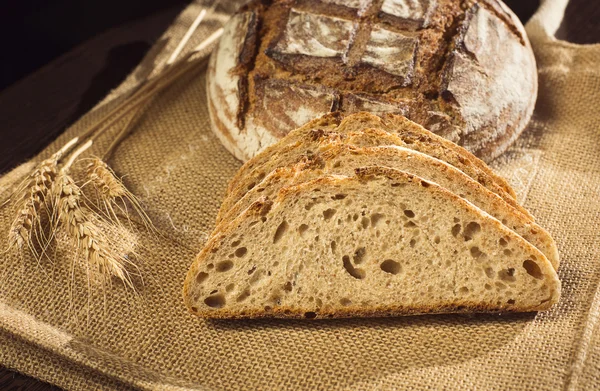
[1,0,599,389]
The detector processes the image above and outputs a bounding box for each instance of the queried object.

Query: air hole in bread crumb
[361,217,370,229]
[380,259,401,275]
[470,246,483,258]
[264,306,272,311]
[409,239,416,248]
[204,294,225,308]
[523,260,543,279]
[503,249,513,256]
[495,281,507,290]
[352,213,359,221]
[340,298,351,306]
[207,263,214,270]
[225,283,235,292]
[304,312,317,319]
[463,222,481,240]
[231,240,241,247]
[298,224,309,236]
[249,270,263,284]
[330,240,337,253]
[247,266,256,275]
[484,283,492,290]
[485,267,495,278]
[421,181,430,188]
[371,213,385,227]
[249,221,259,228]
[332,194,347,200]
[273,261,279,267]
[323,208,336,220]
[196,272,208,284]
[391,182,403,187]
[405,221,416,228]
[216,261,234,272]
[235,247,247,258]
[404,210,415,218]
[452,224,462,237]
[270,294,282,305]
[499,238,508,246]
[273,220,289,243]
[247,182,256,190]
[343,256,366,279]
[498,268,516,282]
[316,298,323,307]
[284,282,293,292]
[459,287,469,294]
[261,216,267,223]
[507,299,516,305]
[353,247,366,264]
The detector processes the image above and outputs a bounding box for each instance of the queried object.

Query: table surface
[0,0,598,389]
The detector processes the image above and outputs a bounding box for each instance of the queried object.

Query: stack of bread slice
[184,113,560,319]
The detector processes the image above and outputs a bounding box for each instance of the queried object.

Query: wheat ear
[86,157,155,232]
[54,142,136,288]
[7,138,79,255]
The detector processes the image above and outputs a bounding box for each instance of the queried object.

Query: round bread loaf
[207,0,537,162]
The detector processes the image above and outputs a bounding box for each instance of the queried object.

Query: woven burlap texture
[1,0,599,389]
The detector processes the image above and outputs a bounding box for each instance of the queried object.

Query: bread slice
[218,127,532,224]
[215,143,559,270]
[184,167,560,319]
[376,113,516,199]
[225,112,516,202]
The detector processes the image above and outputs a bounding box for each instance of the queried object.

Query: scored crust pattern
[207,0,537,162]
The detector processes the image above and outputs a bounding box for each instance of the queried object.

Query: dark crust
[209,0,537,162]
[439,3,477,105]
[190,300,553,320]
[233,11,259,129]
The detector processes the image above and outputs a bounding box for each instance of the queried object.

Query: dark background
[0,0,598,389]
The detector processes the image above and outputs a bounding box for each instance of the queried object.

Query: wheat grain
[86,157,155,232]
[6,138,79,254]
[53,170,136,288]
[8,156,59,253]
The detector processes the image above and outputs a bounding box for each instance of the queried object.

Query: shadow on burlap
[1,0,599,390]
